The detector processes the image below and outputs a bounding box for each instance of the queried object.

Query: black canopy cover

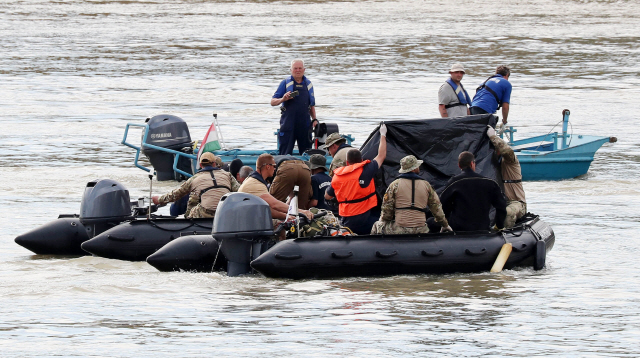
[360,114,501,200]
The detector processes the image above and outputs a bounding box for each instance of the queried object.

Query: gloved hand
[486,125,496,138]
[440,225,453,233]
[496,122,505,135]
[379,123,387,137]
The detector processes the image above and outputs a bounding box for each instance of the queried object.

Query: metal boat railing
[121,123,196,178]
[123,122,354,179]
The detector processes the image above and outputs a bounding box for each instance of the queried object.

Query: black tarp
[359,114,501,200]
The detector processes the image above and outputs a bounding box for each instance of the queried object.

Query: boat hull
[516,135,611,180]
[15,217,90,256]
[251,217,554,279]
[146,235,227,272]
[81,218,213,261]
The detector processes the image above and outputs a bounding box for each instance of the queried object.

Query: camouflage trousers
[186,205,216,219]
[370,220,430,235]
[504,201,527,229]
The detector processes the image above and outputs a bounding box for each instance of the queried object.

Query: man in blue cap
[271,59,318,155]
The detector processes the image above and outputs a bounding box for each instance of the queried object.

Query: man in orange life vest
[324,124,387,235]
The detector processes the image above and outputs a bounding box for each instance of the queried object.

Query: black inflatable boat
[15,179,156,256]
[146,192,555,279]
[250,215,554,279]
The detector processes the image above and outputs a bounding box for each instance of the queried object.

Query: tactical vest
[192,169,232,212]
[476,75,504,109]
[445,78,471,109]
[332,160,377,217]
[395,178,430,227]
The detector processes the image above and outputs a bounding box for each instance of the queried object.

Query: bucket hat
[321,133,346,149]
[449,63,465,73]
[308,154,328,171]
[398,155,423,173]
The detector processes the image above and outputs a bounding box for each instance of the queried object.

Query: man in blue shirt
[271,59,318,155]
[469,66,512,125]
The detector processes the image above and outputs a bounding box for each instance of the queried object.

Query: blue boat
[121,110,614,182]
[506,109,616,181]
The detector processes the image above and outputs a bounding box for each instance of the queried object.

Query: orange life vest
[332,160,377,217]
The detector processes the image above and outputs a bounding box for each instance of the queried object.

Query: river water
[1,0,639,356]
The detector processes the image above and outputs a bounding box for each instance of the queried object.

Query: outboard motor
[142,114,193,181]
[212,192,274,276]
[312,122,340,150]
[80,179,133,239]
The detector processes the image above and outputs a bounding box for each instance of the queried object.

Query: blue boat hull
[515,135,611,181]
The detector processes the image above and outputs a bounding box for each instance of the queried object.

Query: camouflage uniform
[158,169,240,219]
[489,134,527,228]
[371,178,449,235]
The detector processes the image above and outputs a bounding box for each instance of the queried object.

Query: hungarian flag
[197,122,222,162]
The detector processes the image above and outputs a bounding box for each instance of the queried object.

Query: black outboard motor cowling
[142,114,193,181]
[80,179,132,238]
[212,192,274,276]
[312,122,340,149]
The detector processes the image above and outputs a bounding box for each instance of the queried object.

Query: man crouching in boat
[371,155,453,234]
[152,153,240,219]
[238,153,313,223]
[486,125,527,228]
[324,124,387,235]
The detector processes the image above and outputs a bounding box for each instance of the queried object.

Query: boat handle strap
[465,248,487,256]
[511,243,528,252]
[107,234,134,242]
[421,249,444,257]
[376,250,398,258]
[274,253,302,260]
[331,252,353,259]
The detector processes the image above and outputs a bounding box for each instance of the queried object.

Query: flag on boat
[197,122,222,162]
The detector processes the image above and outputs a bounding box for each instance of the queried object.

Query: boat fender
[107,234,135,242]
[465,248,487,256]
[534,240,546,270]
[375,250,398,258]
[274,253,302,260]
[331,251,353,259]
[421,249,444,257]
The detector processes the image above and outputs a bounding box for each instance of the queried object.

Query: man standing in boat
[324,124,388,235]
[152,153,240,219]
[469,65,512,126]
[321,132,353,176]
[371,155,452,234]
[271,59,318,155]
[439,151,507,231]
[486,125,527,228]
[438,63,471,118]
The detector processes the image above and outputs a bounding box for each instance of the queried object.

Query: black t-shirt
[311,172,332,210]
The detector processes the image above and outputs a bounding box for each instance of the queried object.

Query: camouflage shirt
[380,178,448,227]
[489,134,526,203]
[158,169,241,215]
